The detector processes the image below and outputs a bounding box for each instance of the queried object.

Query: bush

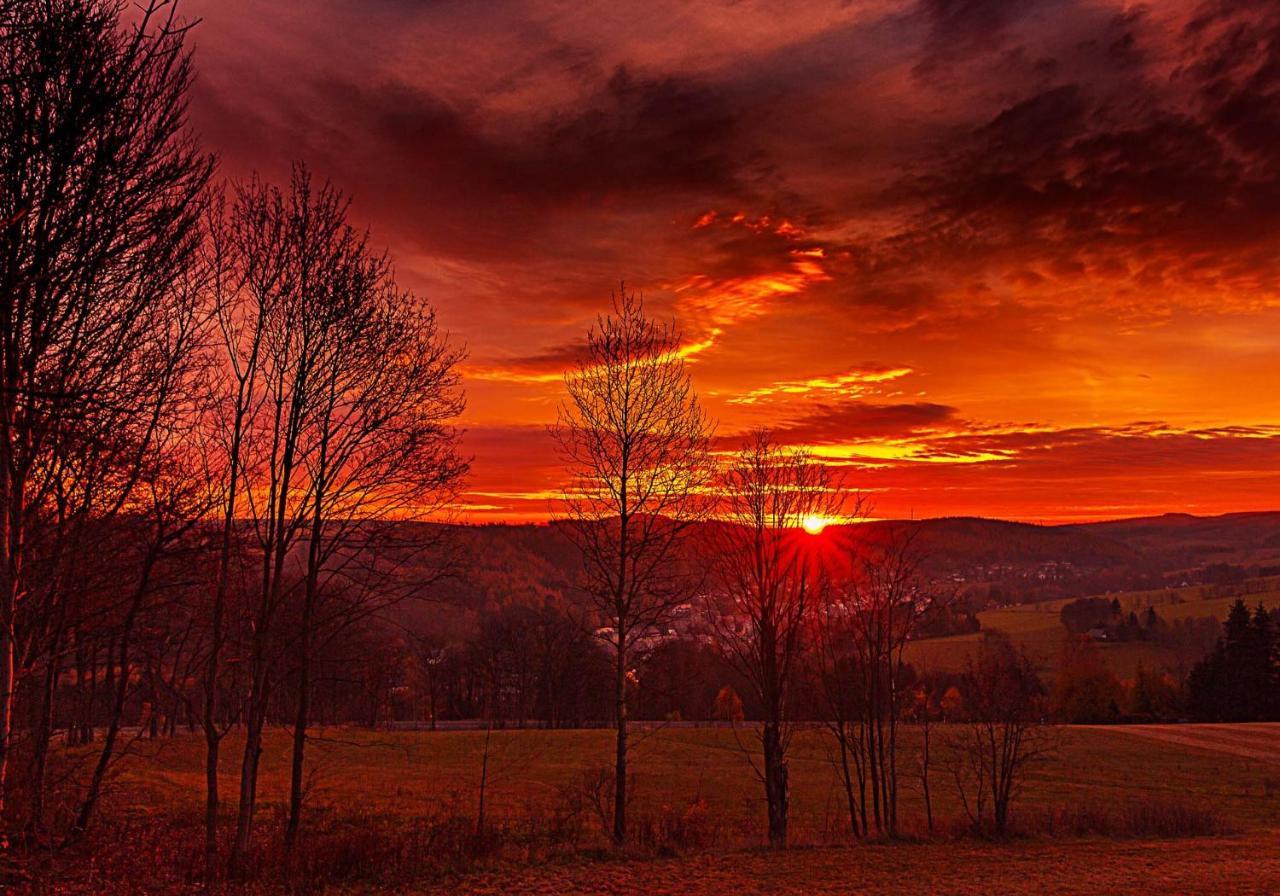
[630,798,720,854]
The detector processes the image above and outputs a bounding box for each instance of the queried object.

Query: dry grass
[13,723,1280,893]
[444,834,1280,895]
[1010,799,1235,839]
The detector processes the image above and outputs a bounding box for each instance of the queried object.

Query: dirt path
[440,833,1280,895]
[1083,723,1280,763]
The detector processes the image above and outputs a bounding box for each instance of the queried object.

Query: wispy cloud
[729,364,913,404]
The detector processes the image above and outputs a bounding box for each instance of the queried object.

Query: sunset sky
[184,0,1279,523]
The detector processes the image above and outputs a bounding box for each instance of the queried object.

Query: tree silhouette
[0,0,211,818]
[208,166,466,871]
[552,287,712,844]
[811,525,935,838]
[950,631,1052,835]
[1187,599,1279,721]
[706,430,848,848]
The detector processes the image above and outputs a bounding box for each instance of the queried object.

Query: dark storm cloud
[879,5,1280,305]
[196,55,767,263]
[1183,0,1280,158]
[539,67,758,199]
[913,0,1054,76]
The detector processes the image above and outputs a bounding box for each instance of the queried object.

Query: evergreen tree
[1187,600,1278,721]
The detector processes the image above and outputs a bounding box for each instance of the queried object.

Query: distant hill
[397,511,1280,623]
[1071,512,1280,569]
[841,517,1141,570]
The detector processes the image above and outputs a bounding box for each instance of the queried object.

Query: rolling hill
[410,511,1280,621]
[1071,511,1280,569]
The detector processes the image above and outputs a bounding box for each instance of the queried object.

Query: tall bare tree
[206,166,466,871]
[553,288,712,844]
[0,0,211,819]
[708,430,848,848]
[278,195,467,851]
[811,526,935,838]
[196,177,289,874]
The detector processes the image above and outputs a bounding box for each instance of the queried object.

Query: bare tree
[206,166,467,870]
[811,526,935,838]
[553,287,712,845]
[908,679,941,835]
[0,0,211,820]
[708,430,847,848]
[202,166,466,869]
[279,201,467,850]
[196,177,289,875]
[949,630,1053,835]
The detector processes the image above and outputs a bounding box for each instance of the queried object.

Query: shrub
[630,798,720,855]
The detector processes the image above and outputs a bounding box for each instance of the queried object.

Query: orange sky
[185,0,1280,522]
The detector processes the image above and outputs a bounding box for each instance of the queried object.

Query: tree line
[1049,597,1278,724]
[1,0,466,873]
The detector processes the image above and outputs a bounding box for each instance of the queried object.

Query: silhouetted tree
[949,631,1052,835]
[553,287,712,845]
[208,166,466,868]
[811,527,936,838]
[707,430,847,848]
[0,0,211,820]
[1187,600,1278,721]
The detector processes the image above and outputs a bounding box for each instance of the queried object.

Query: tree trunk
[762,720,789,848]
[230,666,268,874]
[204,721,220,872]
[73,631,131,834]
[476,719,492,836]
[284,613,313,852]
[612,636,627,845]
[73,547,157,836]
[28,642,63,834]
[920,720,933,834]
[0,574,15,821]
[0,438,18,821]
[836,725,860,839]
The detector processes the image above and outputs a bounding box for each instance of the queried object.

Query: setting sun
[801,515,828,535]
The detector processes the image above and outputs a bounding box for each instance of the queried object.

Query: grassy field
[101,724,1280,834]
[448,834,1280,895]
[907,581,1280,679]
[33,722,1280,893]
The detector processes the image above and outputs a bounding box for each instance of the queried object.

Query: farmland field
[29,723,1280,894]
[94,724,1280,830]
[448,834,1280,895]
[907,581,1280,679]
